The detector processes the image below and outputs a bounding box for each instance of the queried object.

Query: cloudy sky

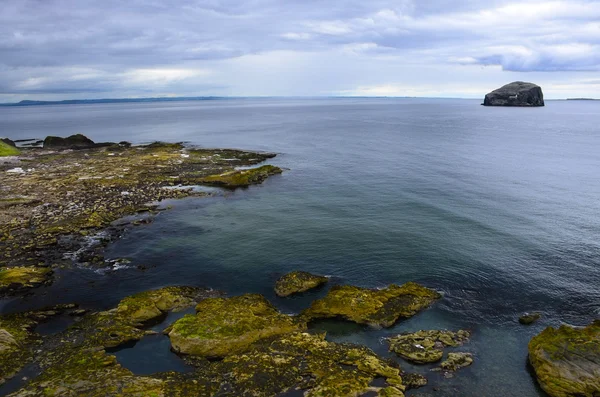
[1,0,600,101]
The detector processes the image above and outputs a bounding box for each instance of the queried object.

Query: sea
[1,98,599,396]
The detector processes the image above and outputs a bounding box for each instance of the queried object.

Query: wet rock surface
[439,352,473,372]
[0,267,53,295]
[301,282,441,327]
[0,140,279,296]
[483,81,545,107]
[388,329,470,364]
[519,312,542,325]
[528,320,600,397]
[274,271,329,297]
[198,164,281,188]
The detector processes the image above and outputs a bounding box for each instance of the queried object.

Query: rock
[301,282,441,327]
[0,267,53,295]
[0,140,20,157]
[43,134,96,149]
[519,312,542,325]
[275,271,329,297]
[167,294,304,357]
[1,138,16,147]
[483,81,544,107]
[440,352,473,371]
[388,329,471,363]
[402,373,428,389]
[199,165,283,188]
[528,320,600,397]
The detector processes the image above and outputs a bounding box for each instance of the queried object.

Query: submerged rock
[519,312,542,325]
[388,329,471,363]
[199,164,283,187]
[167,293,304,357]
[275,271,329,297]
[483,81,544,107]
[439,352,473,372]
[43,134,96,149]
[0,266,52,295]
[301,282,441,327]
[402,372,428,389]
[528,320,600,397]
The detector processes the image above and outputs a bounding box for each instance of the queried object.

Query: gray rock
[43,134,95,149]
[483,82,544,107]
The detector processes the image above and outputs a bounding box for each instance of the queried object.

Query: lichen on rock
[301,282,441,327]
[528,320,600,397]
[274,271,328,297]
[388,329,470,363]
[167,293,304,357]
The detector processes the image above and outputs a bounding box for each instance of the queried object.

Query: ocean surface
[1,98,599,396]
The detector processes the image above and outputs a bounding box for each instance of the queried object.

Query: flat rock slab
[301,282,441,327]
[388,329,471,363]
[529,320,600,397]
[275,271,328,297]
[167,294,304,357]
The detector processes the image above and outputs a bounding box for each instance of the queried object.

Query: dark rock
[519,312,541,325]
[1,138,16,147]
[43,134,95,150]
[483,82,544,107]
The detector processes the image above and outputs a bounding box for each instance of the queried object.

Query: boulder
[275,271,328,297]
[440,352,473,371]
[43,134,95,149]
[483,82,544,107]
[167,294,304,357]
[519,312,542,325]
[301,282,441,327]
[388,329,471,363]
[528,320,600,397]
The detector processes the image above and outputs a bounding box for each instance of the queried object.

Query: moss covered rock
[167,294,304,357]
[0,267,52,295]
[519,312,542,325]
[199,164,282,187]
[0,140,20,156]
[301,282,441,327]
[528,320,600,397]
[388,329,470,363]
[275,271,328,297]
[439,352,473,372]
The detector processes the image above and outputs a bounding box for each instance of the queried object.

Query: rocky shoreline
[1,137,599,396]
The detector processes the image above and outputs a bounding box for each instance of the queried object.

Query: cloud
[1,0,600,100]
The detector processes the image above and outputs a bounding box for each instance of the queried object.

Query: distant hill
[0,97,228,107]
[566,98,598,101]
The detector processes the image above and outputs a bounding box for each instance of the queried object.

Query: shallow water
[1,98,600,396]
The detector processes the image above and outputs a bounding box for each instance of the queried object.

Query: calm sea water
[1,98,599,396]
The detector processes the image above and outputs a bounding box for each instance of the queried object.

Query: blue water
[1,98,599,396]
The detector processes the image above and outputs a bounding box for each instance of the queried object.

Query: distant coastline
[0,96,228,107]
[566,98,598,101]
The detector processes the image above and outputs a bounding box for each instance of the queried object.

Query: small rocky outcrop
[167,294,304,357]
[528,320,600,397]
[275,271,328,297]
[43,133,96,149]
[440,352,473,371]
[199,165,283,188]
[519,312,542,325]
[0,266,53,295]
[483,81,544,107]
[0,138,16,147]
[301,282,441,327]
[388,329,471,363]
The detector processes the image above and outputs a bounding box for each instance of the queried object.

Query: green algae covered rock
[439,352,473,371]
[388,329,470,363]
[275,271,329,297]
[528,320,600,397]
[199,164,282,187]
[116,286,206,326]
[167,293,304,357]
[0,140,20,156]
[519,312,542,325]
[0,266,52,295]
[302,282,441,327]
[206,332,405,397]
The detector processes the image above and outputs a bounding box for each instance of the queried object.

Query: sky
[1,0,600,101]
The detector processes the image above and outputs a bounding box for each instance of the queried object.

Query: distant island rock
[483,81,545,107]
